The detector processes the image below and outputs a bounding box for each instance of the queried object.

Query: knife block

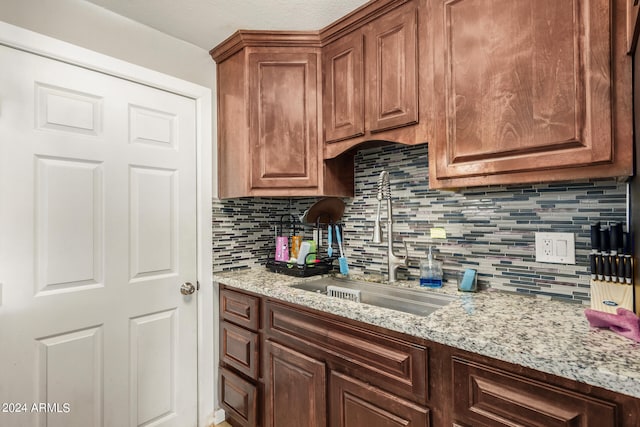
[590,280,634,314]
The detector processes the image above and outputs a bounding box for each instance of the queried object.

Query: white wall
[0,0,215,89]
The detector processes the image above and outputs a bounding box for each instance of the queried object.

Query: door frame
[0,21,216,427]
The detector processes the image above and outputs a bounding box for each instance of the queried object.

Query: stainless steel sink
[291,276,454,317]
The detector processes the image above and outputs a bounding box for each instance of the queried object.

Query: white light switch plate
[535,232,575,264]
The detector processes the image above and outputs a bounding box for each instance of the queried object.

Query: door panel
[37,326,103,427]
[35,156,104,294]
[35,82,103,136]
[130,310,178,427]
[129,166,177,281]
[0,44,197,427]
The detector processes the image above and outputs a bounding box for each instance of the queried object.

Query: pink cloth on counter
[584,308,640,342]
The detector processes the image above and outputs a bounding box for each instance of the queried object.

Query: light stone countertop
[212,268,640,399]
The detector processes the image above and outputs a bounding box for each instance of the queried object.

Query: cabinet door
[432,0,614,181]
[452,357,617,427]
[323,31,365,143]
[249,52,319,189]
[264,340,326,427]
[330,371,429,427]
[366,2,418,133]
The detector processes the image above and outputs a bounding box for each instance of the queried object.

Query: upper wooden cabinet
[248,51,319,190]
[429,0,633,188]
[211,33,354,198]
[322,0,424,158]
[212,0,633,194]
[322,31,365,143]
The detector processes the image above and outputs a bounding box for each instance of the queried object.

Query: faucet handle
[391,240,409,265]
[401,241,408,264]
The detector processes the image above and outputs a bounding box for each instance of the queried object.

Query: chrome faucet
[372,170,408,282]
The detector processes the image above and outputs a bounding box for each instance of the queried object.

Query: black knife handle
[603,255,611,281]
[589,254,597,279]
[623,232,632,256]
[625,255,632,284]
[616,255,625,283]
[590,222,601,251]
[600,228,610,254]
[597,254,604,280]
[610,223,621,254]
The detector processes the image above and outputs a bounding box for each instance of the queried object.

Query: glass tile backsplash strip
[212,144,627,302]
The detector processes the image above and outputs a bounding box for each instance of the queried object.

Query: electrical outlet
[535,232,575,264]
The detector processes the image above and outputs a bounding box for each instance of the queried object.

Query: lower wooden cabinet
[218,284,640,427]
[220,367,258,427]
[329,371,429,427]
[452,357,617,427]
[264,340,327,427]
[219,286,262,427]
[220,321,259,380]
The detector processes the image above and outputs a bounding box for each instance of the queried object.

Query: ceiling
[83,0,370,51]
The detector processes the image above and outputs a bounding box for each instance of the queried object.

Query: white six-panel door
[0,43,198,427]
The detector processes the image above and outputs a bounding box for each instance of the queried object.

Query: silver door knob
[180,282,196,295]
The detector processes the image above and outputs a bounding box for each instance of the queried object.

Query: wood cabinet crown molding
[210,30,321,63]
[319,0,411,45]
[209,0,412,64]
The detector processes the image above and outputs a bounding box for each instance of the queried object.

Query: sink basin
[291,276,454,317]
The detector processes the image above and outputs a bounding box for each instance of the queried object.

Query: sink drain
[327,285,361,303]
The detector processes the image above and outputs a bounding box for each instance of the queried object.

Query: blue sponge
[460,269,477,292]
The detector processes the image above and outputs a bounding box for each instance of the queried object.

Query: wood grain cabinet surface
[218,286,263,427]
[220,367,258,427]
[211,37,354,198]
[628,0,640,52]
[220,321,259,380]
[218,284,640,427]
[329,371,429,427]
[429,0,633,188]
[263,340,327,427]
[322,0,424,159]
[452,357,617,427]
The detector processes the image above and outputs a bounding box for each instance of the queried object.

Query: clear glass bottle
[420,246,443,287]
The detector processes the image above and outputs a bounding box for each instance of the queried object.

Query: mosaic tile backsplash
[213,144,627,302]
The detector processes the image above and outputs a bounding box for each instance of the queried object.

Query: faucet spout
[371,171,408,282]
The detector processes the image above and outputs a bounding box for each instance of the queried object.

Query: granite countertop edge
[212,268,640,399]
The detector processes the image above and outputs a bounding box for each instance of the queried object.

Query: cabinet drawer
[265,300,428,405]
[221,287,261,331]
[330,371,429,427]
[221,321,259,380]
[220,367,258,427]
[452,357,617,427]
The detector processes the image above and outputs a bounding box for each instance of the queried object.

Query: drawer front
[330,371,429,427]
[220,367,258,427]
[221,287,261,331]
[452,357,617,427]
[221,321,259,380]
[265,300,428,405]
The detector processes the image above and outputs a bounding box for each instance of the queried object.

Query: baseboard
[213,408,226,425]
